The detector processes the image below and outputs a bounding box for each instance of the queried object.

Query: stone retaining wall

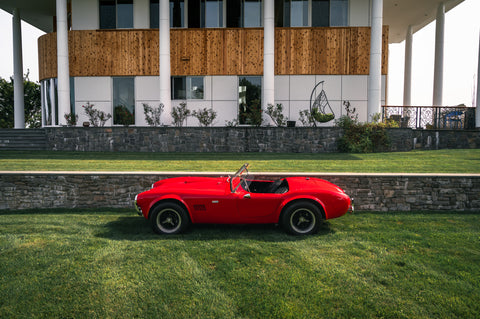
[44,127,480,153]
[1,172,479,212]
[45,127,342,153]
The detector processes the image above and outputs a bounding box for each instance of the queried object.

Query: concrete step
[0,129,47,151]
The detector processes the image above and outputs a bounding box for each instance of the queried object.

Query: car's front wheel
[281,201,322,235]
[150,202,190,235]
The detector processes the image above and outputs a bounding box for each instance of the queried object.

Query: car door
[235,188,284,223]
[185,184,238,224]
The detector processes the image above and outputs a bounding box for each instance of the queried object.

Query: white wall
[274,74,386,125]
[72,74,385,127]
[72,0,99,30]
[74,77,112,126]
[134,0,150,29]
[349,0,371,27]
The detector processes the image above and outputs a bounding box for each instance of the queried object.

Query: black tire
[149,202,190,235]
[281,201,322,235]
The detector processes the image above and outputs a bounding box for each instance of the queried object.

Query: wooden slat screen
[38,26,388,80]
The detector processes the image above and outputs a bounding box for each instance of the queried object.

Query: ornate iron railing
[382,106,476,130]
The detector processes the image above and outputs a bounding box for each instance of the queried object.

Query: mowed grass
[1,149,480,173]
[0,210,479,318]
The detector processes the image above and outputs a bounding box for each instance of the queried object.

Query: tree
[0,72,41,128]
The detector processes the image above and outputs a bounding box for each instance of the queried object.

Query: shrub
[64,112,78,126]
[298,109,315,127]
[225,119,238,127]
[192,107,217,127]
[336,101,397,153]
[265,103,287,127]
[143,103,164,126]
[82,102,112,127]
[171,102,191,127]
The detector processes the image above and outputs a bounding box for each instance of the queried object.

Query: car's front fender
[277,195,327,221]
[146,194,192,221]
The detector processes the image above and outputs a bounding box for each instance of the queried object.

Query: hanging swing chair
[309,81,335,126]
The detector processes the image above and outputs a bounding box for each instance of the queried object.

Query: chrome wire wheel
[289,208,316,234]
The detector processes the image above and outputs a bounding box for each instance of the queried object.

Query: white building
[1,0,465,127]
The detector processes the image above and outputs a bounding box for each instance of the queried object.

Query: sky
[0,0,479,107]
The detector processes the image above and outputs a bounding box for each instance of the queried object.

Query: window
[290,0,308,27]
[150,0,159,28]
[274,0,348,27]
[202,0,223,28]
[170,0,185,27]
[227,0,262,28]
[187,0,224,28]
[238,76,261,125]
[151,0,186,28]
[113,77,135,125]
[100,0,133,29]
[171,76,204,100]
[312,0,329,27]
[330,0,348,26]
[100,0,116,29]
[70,77,75,115]
[41,79,57,126]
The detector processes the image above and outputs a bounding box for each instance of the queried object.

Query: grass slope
[1,210,479,318]
[1,149,479,173]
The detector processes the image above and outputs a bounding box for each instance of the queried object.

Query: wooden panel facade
[38,27,388,81]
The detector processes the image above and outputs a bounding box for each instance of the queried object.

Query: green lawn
[0,210,479,318]
[1,149,479,173]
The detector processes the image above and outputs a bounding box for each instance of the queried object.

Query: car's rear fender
[147,195,193,222]
[278,196,327,221]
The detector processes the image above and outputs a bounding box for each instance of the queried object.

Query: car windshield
[229,163,249,193]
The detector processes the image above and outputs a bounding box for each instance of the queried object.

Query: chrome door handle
[243,194,251,199]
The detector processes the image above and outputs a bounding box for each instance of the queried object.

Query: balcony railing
[382,106,476,130]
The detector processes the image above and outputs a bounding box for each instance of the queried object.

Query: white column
[403,25,413,106]
[263,0,275,125]
[433,2,445,106]
[367,0,383,122]
[12,8,25,129]
[56,0,70,126]
[159,0,172,124]
[476,32,480,128]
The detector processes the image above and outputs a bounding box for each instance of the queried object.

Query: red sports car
[135,164,353,235]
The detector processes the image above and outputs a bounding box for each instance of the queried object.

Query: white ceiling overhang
[0,0,466,43]
[385,0,465,43]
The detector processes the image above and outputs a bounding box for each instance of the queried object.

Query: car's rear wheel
[281,201,322,235]
[150,202,189,235]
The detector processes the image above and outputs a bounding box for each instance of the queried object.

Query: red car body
[135,164,353,235]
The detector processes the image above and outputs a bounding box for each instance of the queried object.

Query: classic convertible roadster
[135,164,353,235]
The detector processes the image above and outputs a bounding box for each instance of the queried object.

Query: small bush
[192,107,217,127]
[336,101,397,153]
[83,102,112,127]
[143,103,164,126]
[64,112,78,126]
[171,102,191,127]
[265,103,287,127]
